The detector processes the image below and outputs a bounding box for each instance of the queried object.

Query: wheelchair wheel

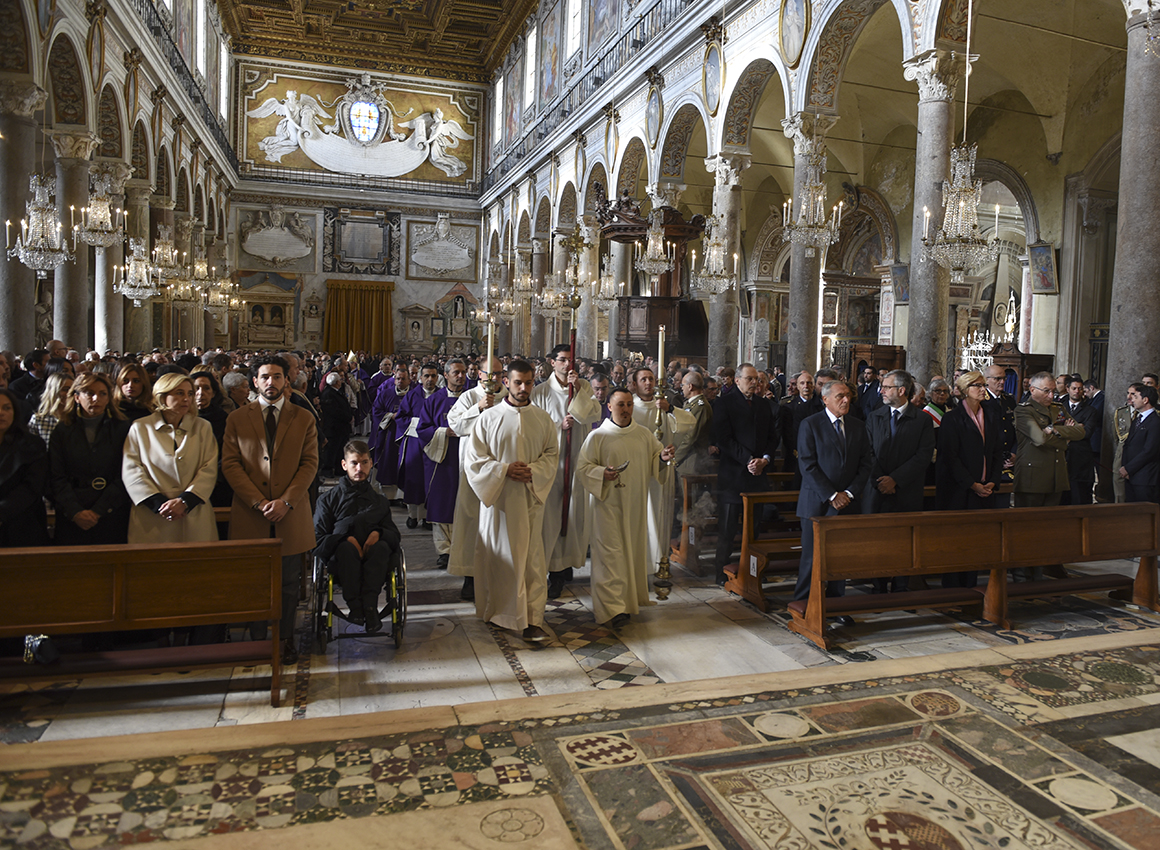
[391,550,407,648]
[310,556,331,655]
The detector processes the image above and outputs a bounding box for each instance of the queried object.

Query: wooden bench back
[0,539,282,637]
[811,503,1160,583]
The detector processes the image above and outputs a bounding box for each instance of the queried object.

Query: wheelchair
[310,547,407,653]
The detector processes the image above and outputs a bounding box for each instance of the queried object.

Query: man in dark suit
[983,364,1017,507]
[1083,379,1105,459]
[859,366,883,417]
[1120,383,1160,503]
[863,370,935,592]
[787,371,823,486]
[713,364,778,586]
[1061,376,1098,504]
[794,379,872,610]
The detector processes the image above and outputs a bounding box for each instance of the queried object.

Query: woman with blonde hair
[49,373,131,545]
[29,372,74,446]
[114,363,154,421]
[121,373,219,543]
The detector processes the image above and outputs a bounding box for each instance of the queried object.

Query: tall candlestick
[657,325,665,375]
[486,315,494,370]
[994,203,1000,234]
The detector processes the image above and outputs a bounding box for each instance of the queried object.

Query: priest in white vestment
[532,343,600,598]
[631,366,695,573]
[579,388,676,626]
[465,361,559,643]
[446,356,506,600]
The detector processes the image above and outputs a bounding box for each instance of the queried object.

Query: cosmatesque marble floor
[3,521,1160,848]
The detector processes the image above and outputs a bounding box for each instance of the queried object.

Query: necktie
[1129,414,1139,438]
[891,409,900,438]
[834,417,846,462]
[265,405,278,453]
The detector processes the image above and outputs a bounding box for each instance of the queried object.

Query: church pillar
[781,114,834,375]
[496,259,513,356]
[0,81,48,355]
[1018,254,1032,355]
[49,130,99,350]
[608,239,632,359]
[91,161,132,354]
[574,214,599,360]
[705,152,750,372]
[548,230,570,348]
[529,238,548,355]
[123,181,152,353]
[1106,10,1160,401]
[173,213,198,349]
[903,50,959,385]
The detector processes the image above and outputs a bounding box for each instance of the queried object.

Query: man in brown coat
[223,354,319,664]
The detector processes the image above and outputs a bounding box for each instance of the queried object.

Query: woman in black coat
[0,388,49,548]
[934,371,1004,586]
[192,369,234,510]
[48,373,132,546]
[114,363,154,421]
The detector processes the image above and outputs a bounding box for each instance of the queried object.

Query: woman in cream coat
[122,373,219,543]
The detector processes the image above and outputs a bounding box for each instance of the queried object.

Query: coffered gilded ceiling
[218,0,539,83]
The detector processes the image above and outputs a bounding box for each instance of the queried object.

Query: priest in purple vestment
[371,362,411,500]
[418,358,468,568]
[398,363,440,528]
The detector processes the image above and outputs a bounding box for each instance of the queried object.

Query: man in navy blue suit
[794,379,872,610]
[859,366,883,417]
[1083,379,1105,459]
[1120,383,1160,503]
[863,370,935,592]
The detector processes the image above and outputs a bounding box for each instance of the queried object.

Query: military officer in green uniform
[676,370,714,475]
[1014,371,1089,508]
[1111,398,1135,503]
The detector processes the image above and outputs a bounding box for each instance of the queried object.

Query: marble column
[903,50,959,385]
[574,214,600,360]
[705,152,750,372]
[123,181,153,353]
[0,81,48,354]
[781,114,835,376]
[173,213,197,349]
[49,130,99,350]
[548,231,570,347]
[90,161,132,354]
[1106,10,1160,403]
[608,239,633,359]
[529,238,548,356]
[497,260,513,355]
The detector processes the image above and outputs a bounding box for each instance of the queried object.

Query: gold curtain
[322,279,395,354]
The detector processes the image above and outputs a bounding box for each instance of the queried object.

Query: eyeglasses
[967,382,986,389]
[1031,385,1054,392]
[882,384,904,390]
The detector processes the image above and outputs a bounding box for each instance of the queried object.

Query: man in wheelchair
[313,440,402,632]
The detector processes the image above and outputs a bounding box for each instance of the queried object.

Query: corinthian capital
[89,161,134,195]
[705,153,751,189]
[0,80,48,118]
[781,113,838,157]
[647,182,684,209]
[903,49,962,104]
[46,129,100,162]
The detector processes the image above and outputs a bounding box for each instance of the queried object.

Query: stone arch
[924,0,967,50]
[131,120,150,182]
[719,58,787,151]
[175,167,190,213]
[218,204,226,239]
[583,162,608,214]
[975,159,1040,244]
[803,0,913,113]
[156,145,171,199]
[96,84,123,159]
[557,181,577,229]
[193,184,205,223]
[657,102,708,181]
[47,34,87,126]
[0,0,31,74]
[824,185,897,274]
[206,202,216,235]
[615,136,648,199]
[518,211,531,246]
[488,229,501,260]
[534,196,552,237]
[748,210,790,282]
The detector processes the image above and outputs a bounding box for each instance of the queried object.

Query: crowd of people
[0,337,1149,653]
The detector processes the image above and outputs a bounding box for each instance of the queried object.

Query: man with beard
[370,362,411,501]
[398,363,440,528]
[631,366,690,574]
[418,358,468,569]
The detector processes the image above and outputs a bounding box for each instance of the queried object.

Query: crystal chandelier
[781,136,843,258]
[74,172,124,248]
[152,224,182,279]
[113,238,160,306]
[533,273,567,319]
[513,252,536,294]
[691,215,737,294]
[634,209,673,280]
[495,286,519,322]
[167,272,201,304]
[957,326,1012,372]
[593,267,619,309]
[920,0,999,284]
[6,173,74,278]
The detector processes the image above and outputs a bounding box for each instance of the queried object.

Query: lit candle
[923,206,930,240]
[4,220,9,249]
[994,203,1000,234]
[691,249,696,270]
[733,252,739,274]
[69,205,75,229]
[837,201,843,228]
[485,314,494,371]
[657,325,665,377]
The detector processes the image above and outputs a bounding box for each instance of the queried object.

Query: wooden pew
[0,539,286,706]
[670,471,795,574]
[786,503,1160,649]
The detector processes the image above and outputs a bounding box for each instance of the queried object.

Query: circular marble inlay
[1087,661,1151,685]
[480,807,545,842]
[909,691,962,718]
[752,712,811,739]
[1018,670,1076,692]
[1048,777,1118,811]
[563,735,639,766]
[865,812,964,850]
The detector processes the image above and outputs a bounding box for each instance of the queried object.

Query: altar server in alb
[579,388,675,627]
[532,344,600,598]
[465,361,559,643]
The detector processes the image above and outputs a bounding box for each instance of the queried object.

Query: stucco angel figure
[247,90,334,163]
[401,108,473,177]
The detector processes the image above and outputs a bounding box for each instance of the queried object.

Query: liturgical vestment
[446,382,507,578]
[632,396,694,572]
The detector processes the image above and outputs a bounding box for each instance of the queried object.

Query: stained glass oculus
[350,101,380,143]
